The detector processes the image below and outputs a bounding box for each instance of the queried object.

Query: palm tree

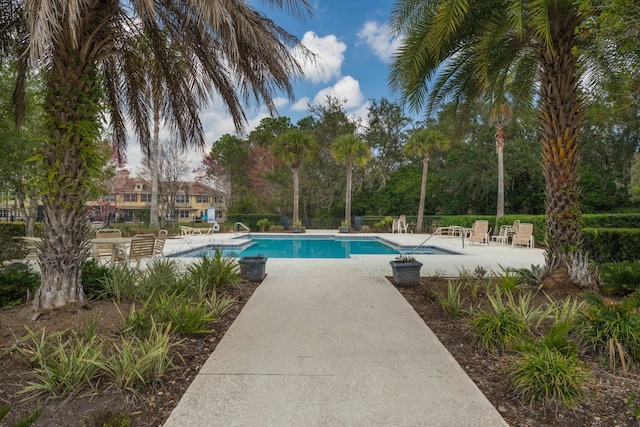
[1,0,312,309]
[389,0,591,281]
[403,128,449,233]
[490,101,512,219]
[272,128,316,225]
[331,134,371,227]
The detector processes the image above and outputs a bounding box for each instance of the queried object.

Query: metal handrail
[234,222,251,237]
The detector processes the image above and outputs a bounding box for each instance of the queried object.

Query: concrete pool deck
[161,230,544,426]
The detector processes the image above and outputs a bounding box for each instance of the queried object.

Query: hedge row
[0,222,45,237]
[582,228,640,263]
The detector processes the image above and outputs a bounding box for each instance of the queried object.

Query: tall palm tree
[0,0,312,309]
[490,101,512,219]
[403,128,449,233]
[331,134,371,226]
[389,0,590,281]
[272,128,316,225]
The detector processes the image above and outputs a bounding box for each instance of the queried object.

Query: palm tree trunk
[496,124,505,218]
[416,157,429,232]
[293,166,300,224]
[150,99,160,228]
[33,43,100,309]
[345,164,353,225]
[538,7,583,266]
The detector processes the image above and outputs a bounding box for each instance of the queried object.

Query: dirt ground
[1,277,640,426]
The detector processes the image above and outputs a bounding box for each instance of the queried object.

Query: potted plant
[293,220,305,233]
[339,220,350,233]
[389,255,423,287]
[238,255,268,281]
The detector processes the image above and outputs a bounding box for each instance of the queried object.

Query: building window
[0,209,6,218]
[178,210,190,219]
[196,195,208,204]
[103,194,116,202]
[124,194,137,203]
[175,194,189,204]
[214,195,224,204]
[140,194,151,203]
[135,183,144,191]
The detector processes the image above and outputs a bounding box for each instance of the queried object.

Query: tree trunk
[416,157,429,232]
[24,194,38,237]
[496,124,505,218]
[537,7,583,268]
[293,166,300,224]
[33,41,101,309]
[150,99,160,228]
[345,164,353,225]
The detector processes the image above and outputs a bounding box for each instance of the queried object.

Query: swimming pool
[172,235,457,259]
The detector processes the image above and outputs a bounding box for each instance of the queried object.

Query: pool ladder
[234,222,251,238]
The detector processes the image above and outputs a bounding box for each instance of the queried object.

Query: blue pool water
[176,236,454,259]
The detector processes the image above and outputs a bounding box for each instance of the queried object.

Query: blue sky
[127,0,403,175]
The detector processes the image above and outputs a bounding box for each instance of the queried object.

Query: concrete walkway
[163,231,545,426]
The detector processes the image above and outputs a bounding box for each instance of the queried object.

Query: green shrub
[582,228,640,263]
[105,321,179,392]
[0,233,28,262]
[186,252,240,293]
[82,411,132,427]
[268,225,285,232]
[16,328,105,399]
[576,293,640,371]
[434,280,466,316]
[8,407,43,427]
[599,260,640,296]
[139,258,183,296]
[508,346,590,408]
[471,288,528,352]
[99,265,141,302]
[256,218,270,232]
[0,222,27,237]
[0,264,40,307]
[81,259,113,301]
[0,405,9,422]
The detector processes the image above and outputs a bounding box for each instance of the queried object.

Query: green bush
[0,233,28,263]
[186,251,240,293]
[508,346,590,408]
[583,228,640,263]
[81,259,113,301]
[0,264,40,307]
[599,260,640,296]
[256,218,270,232]
[434,280,466,316]
[576,293,640,371]
[16,328,105,399]
[0,222,26,237]
[471,288,528,352]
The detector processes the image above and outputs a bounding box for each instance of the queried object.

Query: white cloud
[312,76,365,110]
[296,31,346,84]
[291,97,310,111]
[357,21,403,63]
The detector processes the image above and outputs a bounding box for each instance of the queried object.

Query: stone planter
[339,226,350,233]
[293,226,304,233]
[238,256,267,282]
[389,259,423,287]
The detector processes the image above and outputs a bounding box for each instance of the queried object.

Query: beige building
[87,169,226,224]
